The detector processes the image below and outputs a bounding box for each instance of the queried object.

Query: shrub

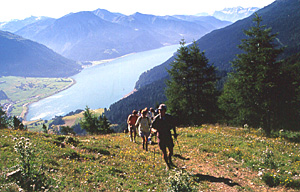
[64,136,79,147]
[166,169,195,192]
[8,137,48,191]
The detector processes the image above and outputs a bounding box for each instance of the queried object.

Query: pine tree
[166,40,218,125]
[12,116,24,130]
[219,14,284,133]
[80,106,111,134]
[42,124,48,134]
[0,107,9,129]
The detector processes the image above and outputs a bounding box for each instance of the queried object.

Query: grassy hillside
[1,125,299,191]
[23,108,104,133]
[0,76,74,118]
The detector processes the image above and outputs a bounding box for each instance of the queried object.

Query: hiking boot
[169,161,176,168]
[165,163,171,171]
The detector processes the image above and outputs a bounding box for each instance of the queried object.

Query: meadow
[0,76,74,118]
[0,125,299,191]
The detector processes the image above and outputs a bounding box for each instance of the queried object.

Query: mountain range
[14,10,230,61]
[196,6,260,22]
[105,0,300,126]
[0,16,52,32]
[213,7,260,22]
[135,0,300,89]
[0,8,233,78]
[0,30,81,77]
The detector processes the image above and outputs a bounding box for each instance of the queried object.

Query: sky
[0,0,276,22]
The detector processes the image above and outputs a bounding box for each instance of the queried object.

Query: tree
[60,126,75,135]
[166,40,218,125]
[99,115,111,134]
[42,124,48,134]
[80,106,111,134]
[12,116,24,130]
[219,14,284,134]
[0,107,9,129]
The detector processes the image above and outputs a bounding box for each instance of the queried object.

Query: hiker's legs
[142,135,148,150]
[167,146,174,165]
[133,127,136,142]
[161,147,170,169]
[144,136,148,151]
[128,126,133,141]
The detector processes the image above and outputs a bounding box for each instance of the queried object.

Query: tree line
[166,14,300,134]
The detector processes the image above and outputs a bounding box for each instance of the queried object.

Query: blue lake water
[26,44,179,121]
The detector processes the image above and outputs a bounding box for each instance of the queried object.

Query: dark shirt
[151,113,176,146]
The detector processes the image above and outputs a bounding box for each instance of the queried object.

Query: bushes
[166,169,195,192]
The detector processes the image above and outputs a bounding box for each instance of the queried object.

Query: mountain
[92,8,124,22]
[197,7,260,22]
[172,15,231,31]
[0,30,81,77]
[0,16,50,32]
[213,7,260,22]
[0,90,8,100]
[16,10,230,61]
[113,12,229,45]
[15,18,56,40]
[16,11,163,61]
[106,0,300,125]
[135,0,300,89]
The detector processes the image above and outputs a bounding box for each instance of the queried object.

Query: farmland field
[0,76,74,119]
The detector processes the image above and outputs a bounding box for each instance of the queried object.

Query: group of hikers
[127,104,177,170]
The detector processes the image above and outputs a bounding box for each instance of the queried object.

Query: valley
[0,76,74,119]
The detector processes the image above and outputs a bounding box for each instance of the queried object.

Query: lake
[26,44,179,121]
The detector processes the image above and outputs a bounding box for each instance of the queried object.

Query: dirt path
[171,148,297,192]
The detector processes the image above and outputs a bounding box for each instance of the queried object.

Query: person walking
[127,110,138,142]
[135,108,151,151]
[151,104,177,170]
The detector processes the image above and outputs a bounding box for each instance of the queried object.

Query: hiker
[147,108,156,144]
[127,110,138,142]
[149,108,156,121]
[135,108,151,151]
[151,104,177,170]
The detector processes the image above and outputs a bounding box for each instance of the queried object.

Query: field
[62,108,104,127]
[0,125,299,191]
[0,76,74,118]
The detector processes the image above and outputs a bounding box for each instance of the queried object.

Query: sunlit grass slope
[0,125,299,191]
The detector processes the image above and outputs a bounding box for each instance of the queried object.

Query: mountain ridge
[106,0,300,127]
[134,0,300,90]
[15,9,231,61]
[0,30,81,77]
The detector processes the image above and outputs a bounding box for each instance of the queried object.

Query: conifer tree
[219,14,284,133]
[12,116,24,130]
[166,40,218,125]
[80,106,111,134]
[0,107,9,129]
[42,124,48,134]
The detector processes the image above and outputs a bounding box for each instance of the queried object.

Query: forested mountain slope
[135,0,300,89]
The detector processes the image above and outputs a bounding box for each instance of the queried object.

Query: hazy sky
[0,0,276,22]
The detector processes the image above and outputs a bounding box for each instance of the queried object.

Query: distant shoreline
[83,53,136,68]
[23,78,76,122]
[23,54,136,122]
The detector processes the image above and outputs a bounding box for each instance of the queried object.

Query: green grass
[0,76,74,118]
[0,125,299,191]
